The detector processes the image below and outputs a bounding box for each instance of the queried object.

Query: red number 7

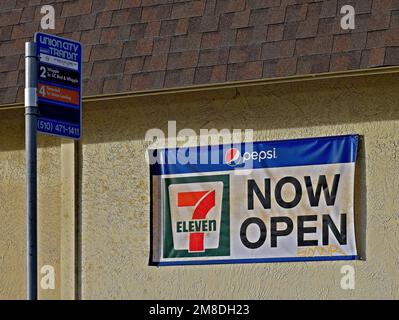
[177,190,216,252]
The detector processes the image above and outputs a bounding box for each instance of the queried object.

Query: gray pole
[25,41,38,300]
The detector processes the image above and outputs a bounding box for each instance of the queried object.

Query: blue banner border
[156,255,359,267]
[149,134,359,176]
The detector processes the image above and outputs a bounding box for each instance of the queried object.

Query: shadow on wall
[0,108,59,152]
[355,135,367,260]
[1,73,398,151]
[82,73,399,145]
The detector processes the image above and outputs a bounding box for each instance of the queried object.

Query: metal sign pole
[25,41,38,300]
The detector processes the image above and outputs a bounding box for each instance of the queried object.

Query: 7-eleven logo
[177,190,216,252]
[168,182,224,253]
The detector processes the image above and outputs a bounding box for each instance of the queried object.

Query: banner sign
[150,135,358,266]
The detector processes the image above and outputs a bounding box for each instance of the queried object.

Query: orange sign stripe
[38,83,79,106]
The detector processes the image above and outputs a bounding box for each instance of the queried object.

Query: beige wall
[1,72,399,299]
[0,109,74,300]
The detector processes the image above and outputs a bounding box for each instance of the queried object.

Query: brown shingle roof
[1,0,399,105]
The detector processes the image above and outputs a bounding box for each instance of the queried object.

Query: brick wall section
[1,0,399,104]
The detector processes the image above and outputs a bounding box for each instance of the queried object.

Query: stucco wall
[0,108,63,299]
[79,73,399,299]
[1,72,398,299]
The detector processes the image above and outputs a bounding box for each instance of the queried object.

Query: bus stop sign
[34,32,82,139]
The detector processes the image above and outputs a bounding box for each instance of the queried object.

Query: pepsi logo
[225,148,242,166]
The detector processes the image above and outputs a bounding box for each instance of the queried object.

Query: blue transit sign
[34,32,82,139]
